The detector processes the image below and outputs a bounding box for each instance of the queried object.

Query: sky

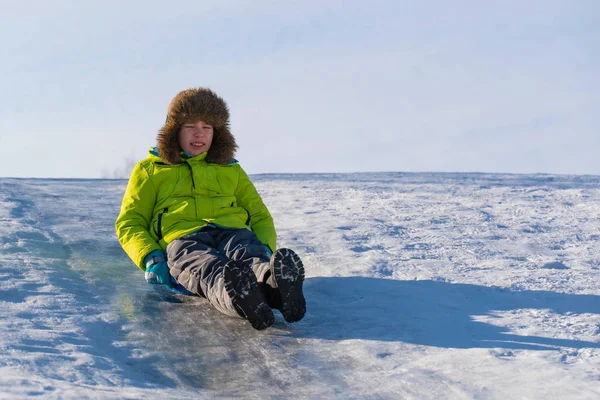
[1,0,598,178]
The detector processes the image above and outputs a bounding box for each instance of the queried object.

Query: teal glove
[145,261,172,286]
[144,250,172,287]
[264,245,273,257]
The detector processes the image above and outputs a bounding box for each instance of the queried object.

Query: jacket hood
[157,88,238,165]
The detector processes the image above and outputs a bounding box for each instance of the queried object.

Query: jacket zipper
[184,161,199,218]
[244,209,251,226]
[184,162,196,189]
[157,207,168,240]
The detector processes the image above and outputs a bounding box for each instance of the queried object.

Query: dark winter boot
[267,248,306,323]
[223,260,274,330]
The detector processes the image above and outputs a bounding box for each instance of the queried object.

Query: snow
[0,173,599,399]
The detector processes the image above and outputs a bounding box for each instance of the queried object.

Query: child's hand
[144,250,172,287]
[264,245,273,257]
[145,261,172,287]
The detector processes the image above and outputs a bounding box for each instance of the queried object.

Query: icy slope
[0,173,598,399]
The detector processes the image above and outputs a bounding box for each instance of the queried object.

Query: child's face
[178,120,214,157]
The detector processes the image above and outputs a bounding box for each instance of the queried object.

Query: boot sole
[224,261,274,330]
[272,248,306,323]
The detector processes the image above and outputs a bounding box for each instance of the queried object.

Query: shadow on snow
[296,277,600,350]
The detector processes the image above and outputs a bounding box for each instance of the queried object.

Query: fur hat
[157,88,237,165]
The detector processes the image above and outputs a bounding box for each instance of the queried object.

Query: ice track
[0,173,599,399]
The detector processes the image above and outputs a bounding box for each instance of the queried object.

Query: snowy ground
[0,173,599,399]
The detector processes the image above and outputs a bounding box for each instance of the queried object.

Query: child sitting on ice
[115,88,305,330]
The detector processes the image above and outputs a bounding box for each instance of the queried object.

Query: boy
[115,88,306,330]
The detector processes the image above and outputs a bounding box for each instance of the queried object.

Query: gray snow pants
[166,227,272,318]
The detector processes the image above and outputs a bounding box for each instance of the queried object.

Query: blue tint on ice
[0,173,599,398]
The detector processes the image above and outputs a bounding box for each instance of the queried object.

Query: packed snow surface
[0,173,599,399]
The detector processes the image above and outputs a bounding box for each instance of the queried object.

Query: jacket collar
[148,147,237,165]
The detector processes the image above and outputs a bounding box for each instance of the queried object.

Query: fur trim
[157,88,237,165]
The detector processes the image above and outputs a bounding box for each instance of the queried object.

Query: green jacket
[115,149,276,270]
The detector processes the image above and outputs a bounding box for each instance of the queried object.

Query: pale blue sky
[1,0,598,178]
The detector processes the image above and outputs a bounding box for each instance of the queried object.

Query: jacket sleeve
[234,166,277,252]
[115,162,161,270]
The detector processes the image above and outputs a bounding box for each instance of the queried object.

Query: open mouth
[190,142,205,148]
